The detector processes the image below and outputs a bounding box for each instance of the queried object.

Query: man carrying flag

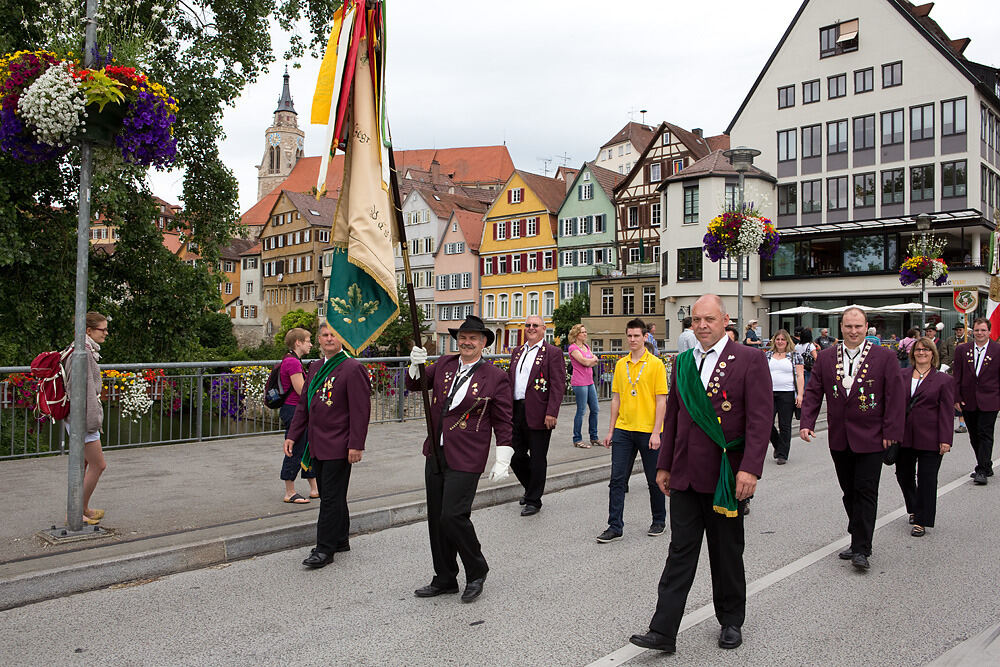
[629,294,771,654]
[285,322,371,568]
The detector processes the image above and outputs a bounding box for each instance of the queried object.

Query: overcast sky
[147,0,1000,214]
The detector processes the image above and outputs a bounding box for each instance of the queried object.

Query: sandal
[573,441,591,449]
[591,439,602,448]
[283,493,310,504]
[86,509,105,520]
[82,515,100,525]
[309,492,320,499]
[911,525,925,537]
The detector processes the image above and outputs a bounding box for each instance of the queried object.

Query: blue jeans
[608,428,666,533]
[573,384,599,442]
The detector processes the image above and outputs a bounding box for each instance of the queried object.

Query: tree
[0,0,343,365]
[551,292,590,343]
[367,286,429,356]
[274,308,318,347]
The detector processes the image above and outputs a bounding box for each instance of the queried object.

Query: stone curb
[0,461,613,611]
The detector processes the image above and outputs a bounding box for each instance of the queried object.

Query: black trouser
[830,449,883,556]
[510,400,553,508]
[769,391,795,460]
[963,409,997,475]
[894,448,943,527]
[648,490,746,640]
[313,458,351,554]
[425,457,488,587]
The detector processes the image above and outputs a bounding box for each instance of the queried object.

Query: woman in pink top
[568,323,601,448]
[278,327,318,503]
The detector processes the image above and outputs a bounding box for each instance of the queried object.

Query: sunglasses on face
[524,324,542,328]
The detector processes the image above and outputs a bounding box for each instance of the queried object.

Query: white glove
[489,445,514,482]
[408,346,428,379]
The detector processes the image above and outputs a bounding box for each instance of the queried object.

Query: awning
[836,19,858,42]
[777,209,989,238]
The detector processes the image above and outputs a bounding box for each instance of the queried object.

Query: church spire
[275,65,296,115]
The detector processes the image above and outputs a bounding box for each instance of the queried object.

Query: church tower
[256,67,306,201]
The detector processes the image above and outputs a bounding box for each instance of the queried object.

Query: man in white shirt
[676,317,696,354]
[507,315,566,515]
[952,317,1000,484]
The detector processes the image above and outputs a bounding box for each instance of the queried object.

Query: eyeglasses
[524,324,542,328]
[913,348,932,353]
[93,327,108,333]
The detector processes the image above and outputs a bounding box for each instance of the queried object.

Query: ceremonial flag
[312,0,399,354]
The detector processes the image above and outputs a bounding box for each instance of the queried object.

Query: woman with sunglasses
[567,323,600,448]
[896,337,954,537]
[63,311,110,525]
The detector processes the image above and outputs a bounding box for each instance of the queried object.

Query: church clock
[268,132,281,147]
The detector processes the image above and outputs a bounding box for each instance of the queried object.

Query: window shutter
[587,249,593,264]
[480,257,485,274]
[536,251,543,269]
[492,257,498,273]
[520,253,527,273]
[493,223,498,240]
[507,190,512,204]
[578,184,583,199]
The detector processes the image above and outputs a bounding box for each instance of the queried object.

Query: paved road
[2,430,998,666]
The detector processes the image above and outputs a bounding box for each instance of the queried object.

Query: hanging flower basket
[0,50,178,168]
[899,234,948,286]
[702,210,779,262]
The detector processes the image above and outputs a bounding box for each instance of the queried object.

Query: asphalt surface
[2,418,998,666]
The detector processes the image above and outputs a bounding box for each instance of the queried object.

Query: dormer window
[820,19,859,58]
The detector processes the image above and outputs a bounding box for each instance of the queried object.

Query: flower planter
[81,102,127,146]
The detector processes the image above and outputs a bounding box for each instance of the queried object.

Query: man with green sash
[285,322,371,569]
[630,294,771,654]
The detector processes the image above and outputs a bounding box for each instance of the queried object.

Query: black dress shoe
[851,553,870,570]
[461,575,486,603]
[518,496,526,505]
[718,625,742,649]
[302,551,333,568]
[837,548,854,560]
[520,505,540,516]
[629,630,675,653]
[974,472,988,485]
[414,582,459,598]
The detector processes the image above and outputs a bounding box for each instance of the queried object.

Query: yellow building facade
[479,170,566,352]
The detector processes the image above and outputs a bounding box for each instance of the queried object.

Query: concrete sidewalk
[0,406,827,610]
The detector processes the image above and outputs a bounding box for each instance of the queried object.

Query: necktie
[698,350,712,373]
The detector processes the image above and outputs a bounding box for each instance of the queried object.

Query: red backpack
[29,348,72,422]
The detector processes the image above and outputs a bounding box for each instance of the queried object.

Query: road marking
[585,470,976,666]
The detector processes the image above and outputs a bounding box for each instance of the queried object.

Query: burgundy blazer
[405,355,513,473]
[508,341,567,428]
[952,340,1000,412]
[900,367,954,451]
[286,357,371,460]
[657,340,772,492]
[800,343,905,453]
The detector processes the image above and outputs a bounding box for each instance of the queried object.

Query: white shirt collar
[459,355,482,371]
[523,339,543,352]
[695,335,729,359]
[976,343,988,351]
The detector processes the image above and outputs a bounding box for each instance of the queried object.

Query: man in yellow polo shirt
[597,318,668,542]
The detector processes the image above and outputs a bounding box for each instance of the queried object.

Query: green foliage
[0,1,343,366]
[368,286,428,356]
[552,292,590,342]
[275,309,318,347]
[78,69,125,111]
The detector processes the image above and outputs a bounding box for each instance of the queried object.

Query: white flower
[118,373,153,422]
[18,63,85,146]
[733,214,765,257]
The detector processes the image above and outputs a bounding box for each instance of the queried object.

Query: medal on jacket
[721,389,732,412]
[836,341,869,393]
[459,420,467,429]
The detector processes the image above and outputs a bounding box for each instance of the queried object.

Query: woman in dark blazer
[897,337,954,537]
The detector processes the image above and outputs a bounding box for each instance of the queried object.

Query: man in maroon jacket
[406,315,514,603]
[284,322,371,569]
[952,317,1000,485]
[800,307,905,570]
[508,315,566,515]
[630,294,771,655]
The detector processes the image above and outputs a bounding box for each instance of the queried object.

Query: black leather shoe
[851,553,870,570]
[302,551,333,568]
[837,548,854,560]
[521,505,540,516]
[718,625,742,649]
[629,630,675,653]
[974,472,988,485]
[414,582,459,598]
[519,496,526,505]
[461,575,486,603]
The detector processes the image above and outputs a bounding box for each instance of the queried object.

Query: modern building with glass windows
[725,0,998,336]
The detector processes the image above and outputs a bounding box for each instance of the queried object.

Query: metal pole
[921,278,926,333]
[66,0,99,532]
[737,170,745,336]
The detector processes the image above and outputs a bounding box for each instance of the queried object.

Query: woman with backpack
[63,312,109,525]
[794,327,818,389]
[897,328,918,369]
[278,328,318,504]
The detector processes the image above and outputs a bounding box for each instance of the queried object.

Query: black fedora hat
[449,315,495,347]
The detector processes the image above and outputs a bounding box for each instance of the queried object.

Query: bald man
[630,295,771,654]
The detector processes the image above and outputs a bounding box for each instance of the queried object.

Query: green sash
[675,349,745,517]
[299,350,350,472]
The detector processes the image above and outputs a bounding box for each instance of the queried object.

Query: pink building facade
[433,210,485,354]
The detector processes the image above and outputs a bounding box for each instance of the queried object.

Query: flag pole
[388,147,442,473]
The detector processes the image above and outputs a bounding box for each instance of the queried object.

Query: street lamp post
[723,146,761,339]
[915,213,934,333]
